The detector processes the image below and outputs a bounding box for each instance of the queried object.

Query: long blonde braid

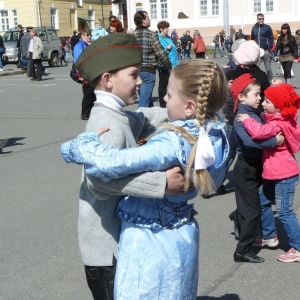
[162,59,227,194]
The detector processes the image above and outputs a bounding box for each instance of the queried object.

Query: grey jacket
[20,33,30,57]
[79,105,168,266]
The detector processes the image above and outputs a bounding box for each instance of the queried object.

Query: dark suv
[2,27,62,67]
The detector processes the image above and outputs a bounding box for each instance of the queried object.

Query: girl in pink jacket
[237,83,300,263]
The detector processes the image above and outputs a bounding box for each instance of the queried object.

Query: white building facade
[125,0,300,44]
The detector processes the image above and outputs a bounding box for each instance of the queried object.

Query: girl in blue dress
[61,59,229,300]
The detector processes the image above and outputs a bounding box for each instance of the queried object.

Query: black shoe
[81,115,89,120]
[234,251,265,263]
[229,210,240,239]
[36,78,42,81]
[30,78,37,81]
[201,194,210,199]
[216,184,226,195]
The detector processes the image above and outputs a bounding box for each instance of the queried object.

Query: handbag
[0,46,5,54]
[70,63,82,83]
[1,55,8,66]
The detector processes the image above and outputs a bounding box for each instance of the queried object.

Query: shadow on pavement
[197,294,241,299]
[0,137,25,154]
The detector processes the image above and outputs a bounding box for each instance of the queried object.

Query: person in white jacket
[27,29,43,81]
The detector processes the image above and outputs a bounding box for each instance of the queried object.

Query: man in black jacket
[251,13,274,82]
[70,31,79,56]
[235,29,247,41]
[16,24,24,68]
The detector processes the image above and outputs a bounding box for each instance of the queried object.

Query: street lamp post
[101,0,105,27]
[223,0,229,36]
[38,0,43,27]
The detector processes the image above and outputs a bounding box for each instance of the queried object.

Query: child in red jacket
[237,84,300,263]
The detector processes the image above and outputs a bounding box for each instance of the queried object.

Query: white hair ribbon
[194,125,216,170]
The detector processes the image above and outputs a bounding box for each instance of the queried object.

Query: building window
[0,10,9,31]
[50,8,58,29]
[212,0,219,15]
[266,0,273,12]
[254,0,262,13]
[200,0,208,16]
[199,1,219,17]
[149,0,168,19]
[12,10,18,28]
[150,0,157,19]
[161,0,168,19]
[253,0,273,13]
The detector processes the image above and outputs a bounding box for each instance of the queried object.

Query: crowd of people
[3,11,299,300]
[57,10,300,300]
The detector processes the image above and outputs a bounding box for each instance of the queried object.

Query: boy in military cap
[71,34,184,300]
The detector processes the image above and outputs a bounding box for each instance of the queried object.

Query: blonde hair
[95,19,103,26]
[163,59,227,194]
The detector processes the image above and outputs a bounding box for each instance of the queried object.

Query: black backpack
[70,63,82,83]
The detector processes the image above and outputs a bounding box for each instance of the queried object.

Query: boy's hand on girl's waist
[165,166,185,195]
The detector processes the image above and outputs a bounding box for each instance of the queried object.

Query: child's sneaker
[277,248,300,263]
[253,235,279,248]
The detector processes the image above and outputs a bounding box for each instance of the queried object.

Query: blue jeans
[259,175,300,251]
[138,72,156,107]
[184,49,191,59]
[259,50,273,81]
[213,44,224,58]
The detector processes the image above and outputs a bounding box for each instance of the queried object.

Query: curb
[0,69,26,77]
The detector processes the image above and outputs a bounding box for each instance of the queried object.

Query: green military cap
[75,33,142,84]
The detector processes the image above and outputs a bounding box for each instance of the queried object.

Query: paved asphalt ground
[1,56,299,300]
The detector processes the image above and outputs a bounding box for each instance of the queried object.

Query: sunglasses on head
[258,18,264,20]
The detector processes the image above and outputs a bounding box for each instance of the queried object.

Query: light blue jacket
[61,118,229,229]
[157,33,178,69]
[91,27,108,41]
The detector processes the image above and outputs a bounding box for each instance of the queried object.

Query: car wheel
[48,53,59,67]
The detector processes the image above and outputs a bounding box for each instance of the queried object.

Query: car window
[36,29,48,41]
[2,31,18,42]
[47,30,59,41]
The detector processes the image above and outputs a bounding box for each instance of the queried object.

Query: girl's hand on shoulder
[97,127,110,136]
[236,113,250,122]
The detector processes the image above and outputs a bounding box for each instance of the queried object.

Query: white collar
[94,90,126,113]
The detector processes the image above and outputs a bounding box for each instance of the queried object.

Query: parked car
[2,27,62,67]
[2,30,18,62]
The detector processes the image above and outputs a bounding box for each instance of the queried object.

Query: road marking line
[0,83,56,86]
